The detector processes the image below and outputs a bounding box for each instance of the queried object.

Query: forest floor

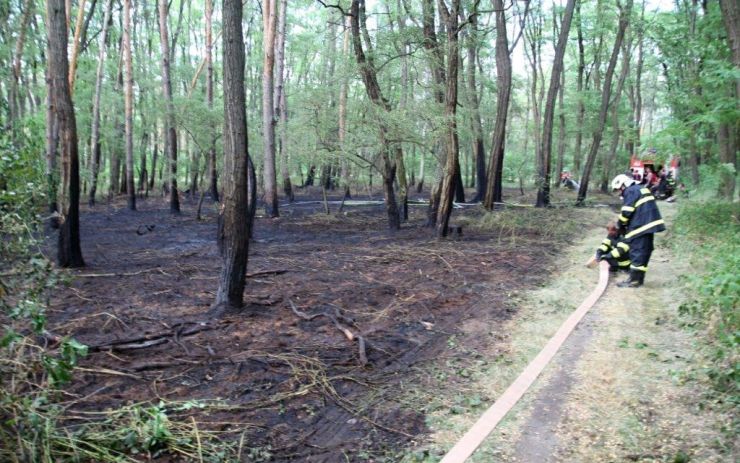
[45,185,724,462]
[425,202,733,463]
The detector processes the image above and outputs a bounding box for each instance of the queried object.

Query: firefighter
[595,222,631,272]
[611,174,666,287]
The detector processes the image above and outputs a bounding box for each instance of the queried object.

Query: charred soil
[45,187,612,461]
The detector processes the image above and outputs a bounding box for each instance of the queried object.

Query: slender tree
[9,0,33,138]
[206,0,218,201]
[216,0,253,309]
[536,0,576,208]
[436,0,462,237]
[574,1,585,175]
[158,0,180,213]
[484,0,512,209]
[338,14,351,200]
[262,0,279,216]
[421,0,446,225]
[466,8,486,202]
[274,0,292,201]
[718,0,738,199]
[349,0,401,230]
[577,0,632,204]
[123,0,136,210]
[47,0,84,267]
[88,0,113,206]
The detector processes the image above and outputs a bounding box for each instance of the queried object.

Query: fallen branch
[86,322,218,352]
[246,269,288,278]
[75,267,164,278]
[288,300,368,366]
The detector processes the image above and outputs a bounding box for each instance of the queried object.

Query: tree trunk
[436,0,461,237]
[47,0,85,267]
[467,11,486,202]
[159,0,180,213]
[602,41,632,193]
[123,0,136,210]
[484,0,511,209]
[67,0,87,94]
[338,14,350,200]
[574,2,585,175]
[577,0,632,205]
[422,0,446,226]
[9,0,33,140]
[349,0,400,230]
[274,0,292,202]
[555,70,567,187]
[88,0,113,206]
[216,0,253,310]
[262,0,279,217]
[536,0,575,208]
[206,0,219,201]
[45,64,59,223]
[416,150,425,193]
[719,0,739,200]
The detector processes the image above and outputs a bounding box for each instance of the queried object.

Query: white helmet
[611,174,635,191]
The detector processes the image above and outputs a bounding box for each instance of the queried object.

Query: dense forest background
[1,0,737,224]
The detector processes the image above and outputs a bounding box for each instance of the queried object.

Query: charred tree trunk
[536,0,575,208]
[47,0,85,267]
[577,0,632,205]
[159,0,180,213]
[422,0,446,226]
[206,0,219,201]
[483,0,511,209]
[215,0,253,310]
[338,15,351,200]
[467,11,486,202]
[436,0,461,237]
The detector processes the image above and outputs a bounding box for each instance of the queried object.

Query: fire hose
[440,261,610,463]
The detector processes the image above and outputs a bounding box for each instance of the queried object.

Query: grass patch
[673,200,739,436]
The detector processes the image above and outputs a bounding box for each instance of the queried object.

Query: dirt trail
[499,202,727,462]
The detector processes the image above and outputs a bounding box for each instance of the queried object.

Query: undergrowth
[673,199,739,436]
[470,205,612,244]
[0,136,239,462]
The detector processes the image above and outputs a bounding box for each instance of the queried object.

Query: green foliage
[674,200,739,397]
[0,134,240,461]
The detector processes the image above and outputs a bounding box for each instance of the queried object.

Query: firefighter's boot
[617,270,644,288]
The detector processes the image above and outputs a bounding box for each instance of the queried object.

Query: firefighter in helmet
[611,174,666,287]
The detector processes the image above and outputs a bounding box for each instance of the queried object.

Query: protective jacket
[596,236,631,269]
[618,185,666,240]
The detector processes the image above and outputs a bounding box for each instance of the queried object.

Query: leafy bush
[674,200,739,395]
[0,136,239,461]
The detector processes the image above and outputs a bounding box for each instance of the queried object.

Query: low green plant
[673,200,739,401]
[0,135,242,461]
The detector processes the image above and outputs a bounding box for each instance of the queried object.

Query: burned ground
[45,188,612,461]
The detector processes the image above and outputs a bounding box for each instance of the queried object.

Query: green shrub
[674,201,739,394]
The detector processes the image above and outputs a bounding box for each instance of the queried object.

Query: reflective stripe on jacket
[596,236,631,268]
[618,185,666,240]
